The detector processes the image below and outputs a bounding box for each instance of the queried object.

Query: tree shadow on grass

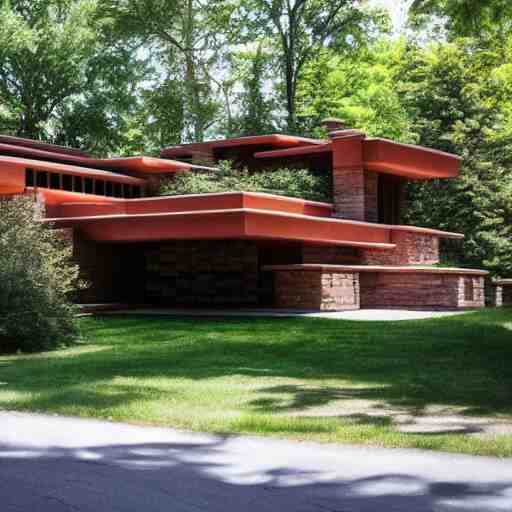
[1,311,512,433]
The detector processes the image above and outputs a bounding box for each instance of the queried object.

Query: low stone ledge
[262,264,489,276]
[263,264,488,311]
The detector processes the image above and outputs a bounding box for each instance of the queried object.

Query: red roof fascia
[0,143,193,175]
[254,143,332,159]
[161,134,325,158]
[363,138,461,179]
[0,135,90,157]
[0,155,146,184]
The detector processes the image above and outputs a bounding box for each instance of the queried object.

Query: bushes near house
[0,195,80,353]
[160,160,332,203]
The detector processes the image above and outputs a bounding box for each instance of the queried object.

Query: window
[25,168,34,187]
[62,174,73,191]
[84,178,93,194]
[73,176,83,193]
[24,167,140,198]
[95,180,105,195]
[50,173,60,189]
[464,278,475,302]
[36,171,48,188]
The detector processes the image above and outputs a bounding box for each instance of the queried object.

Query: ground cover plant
[0,309,511,456]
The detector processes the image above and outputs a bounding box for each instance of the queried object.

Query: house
[0,122,491,310]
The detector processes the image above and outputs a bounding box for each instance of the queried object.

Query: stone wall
[273,270,360,311]
[361,231,440,266]
[360,273,485,310]
[332,168,378,222]
[301,245,360,265]
[489,282,512,307]
[145,240,260,306]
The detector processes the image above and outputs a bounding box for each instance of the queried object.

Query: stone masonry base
[360,273,485,310]
[273,270,360,311]
[264,265,487,311]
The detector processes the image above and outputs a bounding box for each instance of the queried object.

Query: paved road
[1,411,511,511]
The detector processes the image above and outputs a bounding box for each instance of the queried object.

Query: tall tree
[101,0,231,142]
[399,39,512,276]
[0,0,144,153]
[236,0,384,132]
[297,40,416,141]
[0,0,98,139]
[225,43,278,137]
[410,0,512,37]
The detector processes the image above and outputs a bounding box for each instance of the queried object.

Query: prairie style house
[0,124,491,310]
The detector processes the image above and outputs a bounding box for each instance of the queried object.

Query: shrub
[160,160,332,203]
[0,195,80,353]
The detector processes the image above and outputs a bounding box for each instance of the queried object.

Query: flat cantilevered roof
[0,142,206,175]
[161,134,325,159]
[44,192,463,246]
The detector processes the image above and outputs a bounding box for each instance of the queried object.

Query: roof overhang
[161,134,325,159]
[43,191,463,246]
[363,138,461,179]
[0,143,195,175]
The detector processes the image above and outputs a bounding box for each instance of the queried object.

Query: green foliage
[0,0,144,153]
[0,196,80,353]
[235,0,389,132]
[223,43,278,137]
[161,160,331,202]
[399,39,512,276]
[297,40,417,142]
[410,0,512,38]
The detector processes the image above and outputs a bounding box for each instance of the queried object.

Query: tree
[236,0,385,132]
[0,0,144,153]
[297,39,416,141]
[223,43,278,137]
[0,195,80,353]
[410,0,512,37]
[398,39,512,276]
[100,0,232,142]
[0,0,98,139]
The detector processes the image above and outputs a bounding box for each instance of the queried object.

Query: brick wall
[360,273,485,310]
[490,283,512,307]
[361,231,440,266]
[332,168,378,222]
[273,270,360,311]
[145,240,260,306]
[301,245,360,265]
[365,171,379,223]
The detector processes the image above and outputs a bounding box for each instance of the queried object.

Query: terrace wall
[144,240,261,306]
[272,270,360,311]
[359,273,485,310]
[361,231,440,266]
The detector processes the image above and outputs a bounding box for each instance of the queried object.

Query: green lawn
[1,309,512,456]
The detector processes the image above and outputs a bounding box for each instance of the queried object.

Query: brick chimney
[329,128,379,223]
[321,117,346,133]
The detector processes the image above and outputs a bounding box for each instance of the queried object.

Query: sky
[369,0,412,32]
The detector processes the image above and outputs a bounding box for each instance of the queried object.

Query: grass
[1,309,512,456]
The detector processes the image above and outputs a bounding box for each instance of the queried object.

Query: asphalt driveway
[1,411,511,511]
